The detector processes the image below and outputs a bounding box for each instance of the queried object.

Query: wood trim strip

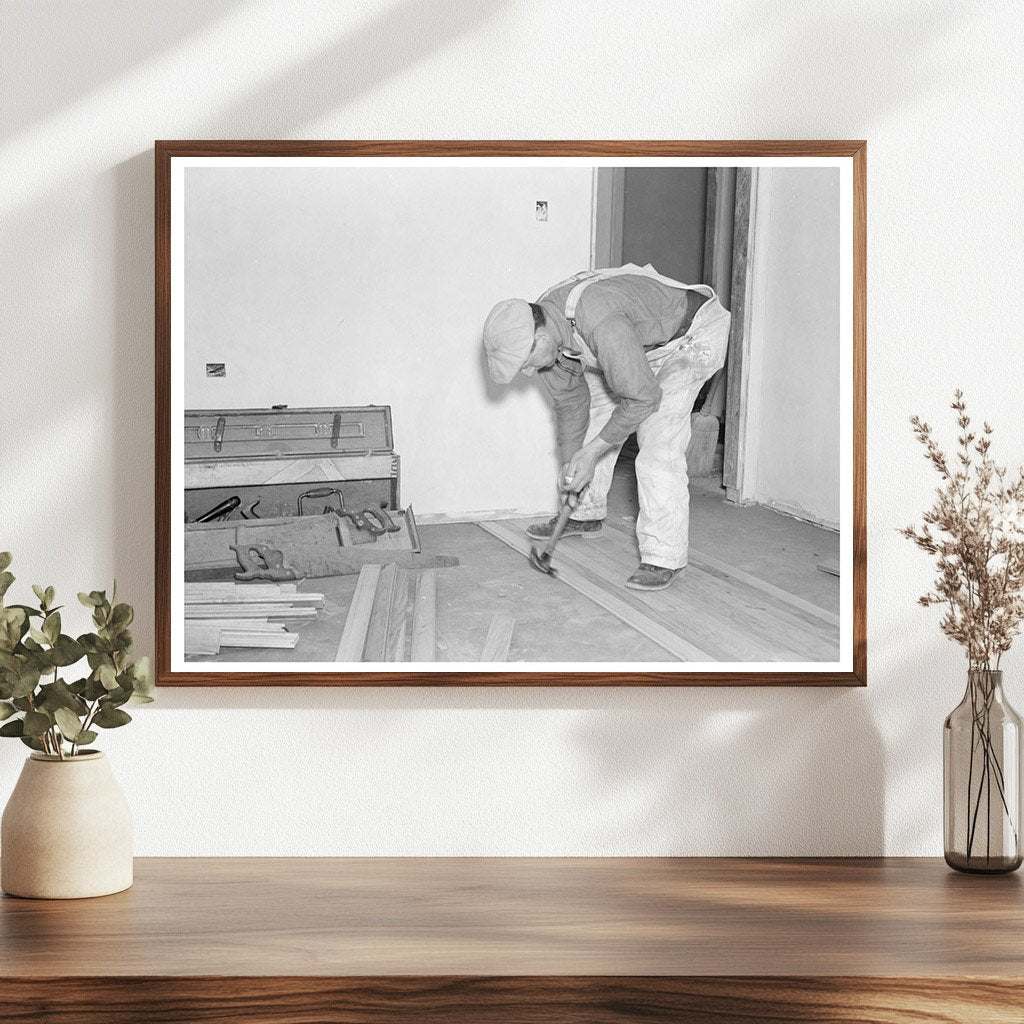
[335,564,382,663]
[480,615,514,663]
[410,570,436,662]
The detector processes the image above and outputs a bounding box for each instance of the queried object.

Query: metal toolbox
[184,406,399,522]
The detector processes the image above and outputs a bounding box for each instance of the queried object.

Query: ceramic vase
[1,751,133,898]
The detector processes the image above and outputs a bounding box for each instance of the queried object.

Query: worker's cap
[483,298,534,384]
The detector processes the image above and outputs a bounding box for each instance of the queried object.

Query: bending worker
[482,264,730,591]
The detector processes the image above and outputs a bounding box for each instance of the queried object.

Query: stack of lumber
[184,582,324,656]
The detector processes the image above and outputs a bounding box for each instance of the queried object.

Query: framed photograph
[155,141,865,686]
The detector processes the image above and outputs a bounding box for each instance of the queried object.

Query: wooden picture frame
[156,140,866,686]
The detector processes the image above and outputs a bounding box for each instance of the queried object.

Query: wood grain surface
[155,139,867,687]
[2,857,1020,1023]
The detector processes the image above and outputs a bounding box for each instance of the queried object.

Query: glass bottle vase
[944,669,1023,873]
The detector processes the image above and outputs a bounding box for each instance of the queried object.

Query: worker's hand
[560,448,599,504]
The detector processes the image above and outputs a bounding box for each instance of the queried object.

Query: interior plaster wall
[184,165,593,518]
[749,167,841,527]
[1,0,1021,855]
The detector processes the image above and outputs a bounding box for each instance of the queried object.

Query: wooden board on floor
[410,570,436,662]
[579,530,832,662]
[478,518,840,664]
[607,516,840,627]
[335,564,382,663]
[599,518,838,661]
[480,615,514,662]
[363,564,409,663]
[477,521,712,662]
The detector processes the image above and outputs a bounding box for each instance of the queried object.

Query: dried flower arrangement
[902,390,1023,869]
[902,390,1024,668]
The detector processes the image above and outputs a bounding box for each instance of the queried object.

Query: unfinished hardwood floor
[479,516,839,663]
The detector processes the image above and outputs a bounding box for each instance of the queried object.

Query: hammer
[528,499,575,578]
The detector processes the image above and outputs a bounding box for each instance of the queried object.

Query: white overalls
[554,264,730,570]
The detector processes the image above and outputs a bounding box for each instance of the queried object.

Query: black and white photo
[156,143,864,684]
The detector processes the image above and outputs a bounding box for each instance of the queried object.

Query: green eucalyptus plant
[0,552,153,759]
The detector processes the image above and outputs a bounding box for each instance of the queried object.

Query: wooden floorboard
[605,515,840,627]
[583,524,837,661]
[480,614,515,662]
[482,518,839,664]
[335,564,382,662]
[478,521,713,661]
[410,569,436,662]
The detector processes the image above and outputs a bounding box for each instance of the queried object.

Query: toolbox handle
[330,412,342,449]
[213,416,226,453]
[297,487,345,516]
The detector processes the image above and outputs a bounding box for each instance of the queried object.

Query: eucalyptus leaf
[9,604,43,619]
[0,606,26,652]
[0,719,24,737]
[0,701,15,721]
[110,603,133,629]
[37,679,88,717]
[98,663,118,690]
[75,730,98,746]
[22,711,51,738]
[79,635,111,655]
[93,705,132,729]
[83,674,108,701]
[44,586,55,608]
[54,707,85,741]
[104,685,132,708]
[42,611,60,643]
[19,734,45,751]
[28,627,49,646]
[0,552,11,573]
[78,592,100,607]
[49,635,85,667]
[0,571,14,601]
[11,665,41,699]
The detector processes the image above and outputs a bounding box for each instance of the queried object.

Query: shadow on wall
[725,0,975,132]
[0,1,242,138]
[98,0,508,657]
[570,686,885,855]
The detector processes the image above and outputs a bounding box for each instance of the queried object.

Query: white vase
[1,750,133,899]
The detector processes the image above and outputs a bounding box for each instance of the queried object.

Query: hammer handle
[542,501,575,558]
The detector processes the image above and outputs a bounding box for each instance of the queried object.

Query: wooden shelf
[2,857,1022,1022]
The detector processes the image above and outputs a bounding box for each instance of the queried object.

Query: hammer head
[528,545,558,577]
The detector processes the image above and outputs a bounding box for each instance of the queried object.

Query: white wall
[184,165,593,517]
[749,168,841,526]
[1,0,1022,856]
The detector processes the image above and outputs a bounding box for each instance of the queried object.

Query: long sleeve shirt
[535,275,698,463]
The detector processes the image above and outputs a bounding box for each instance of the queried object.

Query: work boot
[525,517,603,541]
[625,563,680,591]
